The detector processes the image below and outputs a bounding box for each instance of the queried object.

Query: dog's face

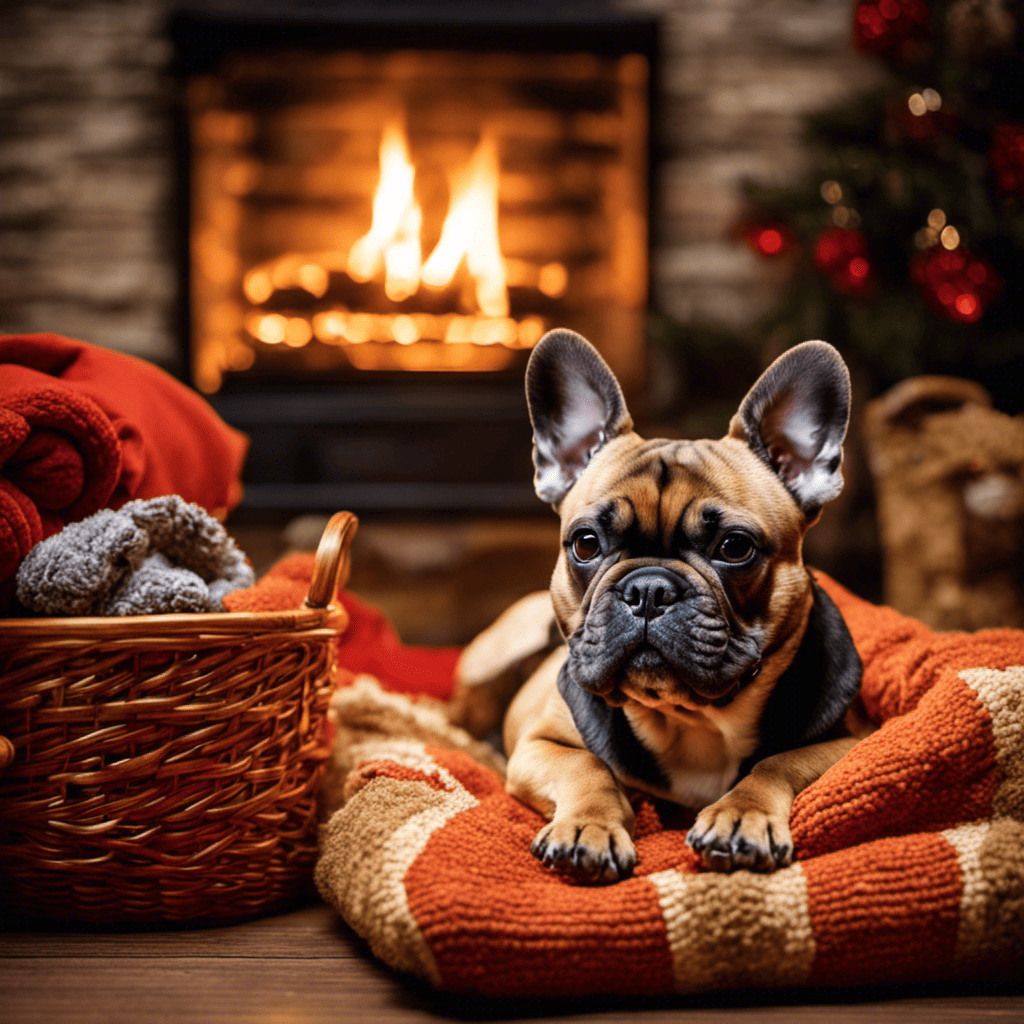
[526,330,851,718]
[551,433,812,712]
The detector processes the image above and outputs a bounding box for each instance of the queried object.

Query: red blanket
[0,333,249,607]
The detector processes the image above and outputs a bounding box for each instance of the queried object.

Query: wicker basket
[0,510,358,926]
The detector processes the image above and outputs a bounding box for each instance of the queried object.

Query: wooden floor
[2,901,1021,1024]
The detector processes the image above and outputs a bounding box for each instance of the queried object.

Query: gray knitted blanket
[15,495,254,616]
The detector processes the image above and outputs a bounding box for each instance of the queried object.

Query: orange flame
[345,120,509,315]
[347,118,423,301]
[421,133,508,316]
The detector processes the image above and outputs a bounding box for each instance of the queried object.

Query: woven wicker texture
[0,510,357,926]
[315,573,1024,996]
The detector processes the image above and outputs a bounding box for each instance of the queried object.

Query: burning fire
[346,118,423,301]
[237,115,550,369]
[419,133,508,317]
[348,118,508,316]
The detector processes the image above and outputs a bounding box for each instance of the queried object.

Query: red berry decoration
[989,123,1024,195]
[744,223,794,258]
[910,245,1002,323]
[814,227,875,297]
[854,0,931,60]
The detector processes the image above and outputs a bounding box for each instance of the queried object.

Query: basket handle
[304,510,359,610]
[0,735,13,777]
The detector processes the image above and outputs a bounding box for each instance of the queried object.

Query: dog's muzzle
[563,562,763,707]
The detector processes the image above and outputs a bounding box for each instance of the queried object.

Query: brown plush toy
[863,376,1024,631]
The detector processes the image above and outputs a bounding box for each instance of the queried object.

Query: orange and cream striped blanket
[315,574,1024,997]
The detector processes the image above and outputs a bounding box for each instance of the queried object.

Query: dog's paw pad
[531,819,636,884]
[686,800,792,873]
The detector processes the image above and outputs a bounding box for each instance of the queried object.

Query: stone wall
[642,0,885,329]
[0,1,176,364]
[0,0,884,370]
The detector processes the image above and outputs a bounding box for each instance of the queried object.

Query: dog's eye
[715,532,756,564]
[571,531,601,562]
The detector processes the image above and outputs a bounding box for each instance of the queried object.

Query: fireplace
[172,4,657,514]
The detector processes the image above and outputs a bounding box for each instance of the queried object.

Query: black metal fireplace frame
[169,1,660,517]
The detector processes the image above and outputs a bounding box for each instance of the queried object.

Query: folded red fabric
[0,478,44,585]
[1,333,249,607]
[223,552,461,700]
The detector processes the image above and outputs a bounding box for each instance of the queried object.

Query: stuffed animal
[863,376,1024,631]
[15,495,254,616]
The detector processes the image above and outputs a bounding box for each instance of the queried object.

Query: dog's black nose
[620,568,680,621]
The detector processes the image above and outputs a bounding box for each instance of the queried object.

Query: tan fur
[460,332,861,881]
[504,649,638,883]
[500,429,850,879]
[449,591,559,739]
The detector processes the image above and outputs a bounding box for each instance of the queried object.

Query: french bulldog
[454,328,864,883]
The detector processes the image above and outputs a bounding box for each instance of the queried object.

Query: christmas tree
[741,0,1024,413]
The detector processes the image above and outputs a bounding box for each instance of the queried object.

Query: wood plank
[3,902,1022,1024]
[1,956,1023,1024]
[0,957,416,1024]
[0,903,358,959]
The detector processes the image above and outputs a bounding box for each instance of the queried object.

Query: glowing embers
[244,309,546,370]
[307,311,544,348]
[240,117,552,371]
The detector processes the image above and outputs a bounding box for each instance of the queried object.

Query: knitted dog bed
[315,574,1024,997]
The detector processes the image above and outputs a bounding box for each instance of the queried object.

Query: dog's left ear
[526,329,633,507]
[729,340,852,517]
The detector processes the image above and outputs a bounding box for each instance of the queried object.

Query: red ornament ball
[854,0,931,60]
[744,224,793,257]
[814,227,875,297]
[909,245,1002,324]
[989,123,1024,195]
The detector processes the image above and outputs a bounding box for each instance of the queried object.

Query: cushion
[314,573,1024,997]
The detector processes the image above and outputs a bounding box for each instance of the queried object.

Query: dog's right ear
[525,329,633,507]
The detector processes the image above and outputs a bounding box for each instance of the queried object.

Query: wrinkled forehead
[561,435,804,542]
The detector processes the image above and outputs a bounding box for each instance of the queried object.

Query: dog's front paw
[686,796,793,873]
[531,818,636,884]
